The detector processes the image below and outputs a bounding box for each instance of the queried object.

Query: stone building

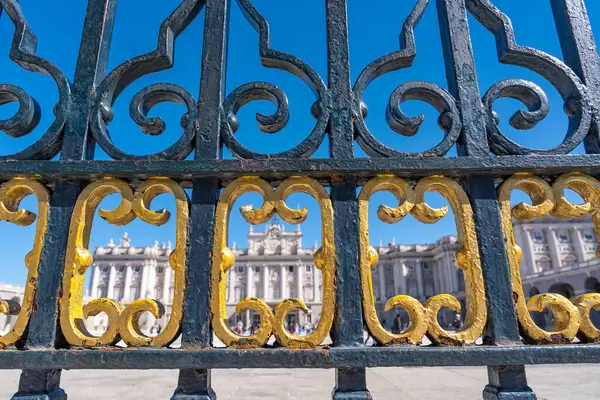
[1,217,598,336]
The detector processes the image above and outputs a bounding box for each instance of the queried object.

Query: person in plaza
[392,313,402,334]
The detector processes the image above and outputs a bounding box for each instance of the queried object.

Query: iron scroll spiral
[467,0,592,155]
[352,0,461,157]
[0,0,71,160]
[90,0,203,160]
[220,0,330,159]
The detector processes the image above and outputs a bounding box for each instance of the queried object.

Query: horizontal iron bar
[1,155,600,182]
[0,345,599,369]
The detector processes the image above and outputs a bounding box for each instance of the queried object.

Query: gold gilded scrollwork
[0,179,49,349]
[499,173,581,344]
[211,177,334,349]
[358,175,486,346]
[552,173,600,342]
[60,177,188,347]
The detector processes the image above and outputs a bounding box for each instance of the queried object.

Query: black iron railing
[0,0,599,399]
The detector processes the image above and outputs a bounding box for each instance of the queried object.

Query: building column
[90,265,100,298]
[572,227,587,263]
[378,264,386,303]
[449,252,459,292]
[546,228,561,270]
[280,265,287,299]
[246,264,253,300]
[106,264,116,299]
[391,262,400,298]
[147,260,157,298]
[314,266,321,302]
[297,264,303,301]
[123,264,133,302]
[163,264,171,303]
[141,262,150,299]
[262,264,268,301]
[416,260,424,300]
[227,269,235,303]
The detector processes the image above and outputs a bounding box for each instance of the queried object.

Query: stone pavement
[2,365,598,399]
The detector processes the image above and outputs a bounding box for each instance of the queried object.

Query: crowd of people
[229,320,316,336]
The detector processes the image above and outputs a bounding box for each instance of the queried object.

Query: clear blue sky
[0,0,598,284]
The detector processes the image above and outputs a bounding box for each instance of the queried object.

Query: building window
[134,266,141,273]
[269,283,280,299]
[535,258,552,272]
[558,230,570,242]
[157,267,164,274]
[234,286,246,301]
[584,230,595,242]
[155,285,163,299]
[303,285,313,301]
[289,286,297,298]
[305,265,312,273]
[113,285,123,301]
[562,256,577,268]
[97,285,108,298]
[237,265,244,274]
[102,266,109,273]
[254,265,261,274]
[374,286,381,301]
[384,264,392,272]
[531,231,544,242]
[288,265,295,273]
[130,285,140,300]
[117,266,124,273]
[254,286,262,298]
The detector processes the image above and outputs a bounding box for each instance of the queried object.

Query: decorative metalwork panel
[499,173,600,344]
[359,175,485,346]
[211,177,334,349]
[0,0,599,398]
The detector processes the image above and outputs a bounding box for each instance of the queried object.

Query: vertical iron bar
[326,1,371,399]
[12,1,116,399]
[436,0,535,398]
[549,0,600,154]
[173,0,228,398]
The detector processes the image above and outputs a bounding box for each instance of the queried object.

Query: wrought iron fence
[0,0,599,398]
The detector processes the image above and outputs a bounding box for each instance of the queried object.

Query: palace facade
[1,217,599,336]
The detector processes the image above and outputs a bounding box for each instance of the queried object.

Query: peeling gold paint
[211,177,334,349]
[60,178,188,347]
[498,173,580,343]
[358,175,486,346]
[0,179,49,349]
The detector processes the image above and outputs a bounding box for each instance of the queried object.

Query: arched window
[549,282,575,298]
[585,277,600,293]
[528,286,540,298]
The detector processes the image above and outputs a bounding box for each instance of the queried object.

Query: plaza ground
[2,364,598,399]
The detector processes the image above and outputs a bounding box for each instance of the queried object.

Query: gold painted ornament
[0,179,49,349]
[358,175,486,346]
[211,177,335,349]
[60,177,188,347]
